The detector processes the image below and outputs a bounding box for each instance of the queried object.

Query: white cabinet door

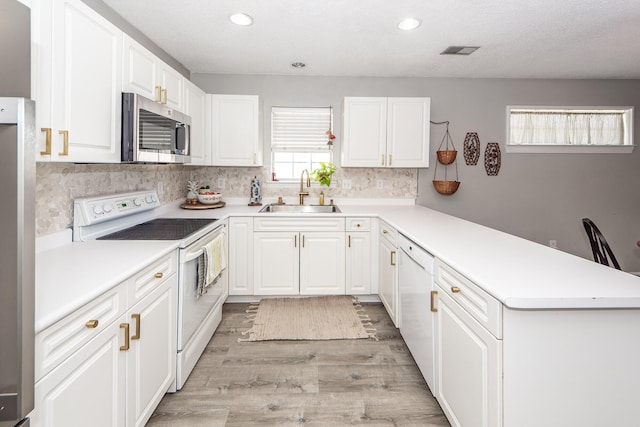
[34,0,122,163]
[341,96,430,168]
[300,232,346,295]
[159,62,184,111]
[387,97,430,168]
[122,34,159,102]
[434,288,502,427]
[346,232,372,295]
[342,97,387,167]
[31,319,127,427]
[229,217,254,295]
[184,80,208,165]
[378,237,398,326]
[126,278,176,427]
[209,94,262,166]
[254,232,299,295]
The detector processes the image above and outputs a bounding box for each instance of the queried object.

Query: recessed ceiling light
[398,18,421,31]
[441,46,480,55]
[291,62,306,68]
[229,13,253,26]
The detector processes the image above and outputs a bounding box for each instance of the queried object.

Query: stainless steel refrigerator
[0,98,35,427]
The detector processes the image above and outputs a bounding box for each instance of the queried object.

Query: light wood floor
[147,303,450,426]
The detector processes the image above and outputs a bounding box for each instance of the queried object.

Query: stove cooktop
[97,218,217,241]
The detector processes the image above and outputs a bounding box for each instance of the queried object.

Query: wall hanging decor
[463,132,481,165]
[326,105,336,147]
[431,120,461,195]
[484,142,501,176]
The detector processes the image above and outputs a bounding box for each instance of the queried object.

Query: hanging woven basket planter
[432,179,460,195]
[436,126,458,165]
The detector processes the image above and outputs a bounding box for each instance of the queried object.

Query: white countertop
[35,240,178,333]
[36,199,640,333]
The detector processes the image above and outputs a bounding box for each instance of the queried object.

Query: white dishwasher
[398,234,436,392]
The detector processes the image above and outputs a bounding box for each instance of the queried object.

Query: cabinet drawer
[129,251,177,305]
[35,282,127,382]
[346,217,371,232]
[435,259,502,339]
[379,220,398,246]
[254,217,345,232]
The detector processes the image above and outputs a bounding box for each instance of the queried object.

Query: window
[506,106,634,153]
[271,107,333,182]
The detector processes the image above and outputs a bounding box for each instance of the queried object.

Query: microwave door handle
[184,248,204,263]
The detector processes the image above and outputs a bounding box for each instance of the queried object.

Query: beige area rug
[239,296,377,342]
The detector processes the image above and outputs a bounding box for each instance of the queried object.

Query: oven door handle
[184,248,204,263]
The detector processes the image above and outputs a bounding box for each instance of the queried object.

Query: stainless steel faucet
[299,169,311,205]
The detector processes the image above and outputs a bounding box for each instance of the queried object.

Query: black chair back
[582,218,621,270]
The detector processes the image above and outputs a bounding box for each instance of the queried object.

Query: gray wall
[0,0,30,97]
[193,73,640,270]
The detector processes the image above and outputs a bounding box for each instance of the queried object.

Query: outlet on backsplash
[217,176,225,189]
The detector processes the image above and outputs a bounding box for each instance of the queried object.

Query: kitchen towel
[198,233,226,297]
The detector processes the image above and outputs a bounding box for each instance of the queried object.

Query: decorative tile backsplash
[36,163,417,236]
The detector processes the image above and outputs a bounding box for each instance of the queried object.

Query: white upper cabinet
[33,0,122,163]
[123,34,184,111]
[184,80,208,165]
[342,97,430,168]
[208,94,262,167]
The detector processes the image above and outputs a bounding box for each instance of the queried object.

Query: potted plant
[311,162,336,205]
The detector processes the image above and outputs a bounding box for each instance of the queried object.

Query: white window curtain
[271,107,332,152]
[510,110,625,146]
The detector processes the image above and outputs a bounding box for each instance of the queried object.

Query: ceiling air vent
[441,46,480,55]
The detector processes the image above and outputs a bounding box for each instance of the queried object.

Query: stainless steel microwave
[121,92,191,163]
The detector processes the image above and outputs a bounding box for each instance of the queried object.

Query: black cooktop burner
[98,218,217,241]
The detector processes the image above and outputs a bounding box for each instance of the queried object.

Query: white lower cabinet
[228,217,254,295]
[433,259,502,427]
[252,218,346,295]
[31,252,177,427]
[378,221,399,326]
[345,218,374,295]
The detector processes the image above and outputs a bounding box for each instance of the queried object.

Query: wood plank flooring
[147,303,450,426]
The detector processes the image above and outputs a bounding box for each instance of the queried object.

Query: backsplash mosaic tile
[36,163,417,236]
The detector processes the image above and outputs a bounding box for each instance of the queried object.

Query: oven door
[177,225,227,351]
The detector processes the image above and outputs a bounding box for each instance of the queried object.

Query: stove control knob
[92,205,103,215]
[133,198,142,207]
[103,204,113,213]
[145,195,153,204]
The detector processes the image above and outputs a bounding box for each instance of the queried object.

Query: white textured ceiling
[102,0,640,79]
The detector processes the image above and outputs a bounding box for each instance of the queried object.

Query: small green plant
[310,162,337,187]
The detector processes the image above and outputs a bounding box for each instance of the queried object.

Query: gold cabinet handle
[302,235,305,248]
[451,286,461,293]
[383,230,388,234]
[381,154,385,166]
[391,251,396,266]
[119,323,130,351]
[161,88,168,104]
[356,223,361,228]
[348,235,351,248]
[58,130,69,156]
[430,291,438,312]
[154,272,163,279]
[131,313,141,340]
[389,154,392,166]
[294,234,297,248]
[40,128,52,155]
[85,319,99,328]
[155,85,162,102]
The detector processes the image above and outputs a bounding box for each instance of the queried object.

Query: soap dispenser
[319,190,325,206]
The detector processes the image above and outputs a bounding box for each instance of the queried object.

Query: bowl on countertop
[197,192,223,204]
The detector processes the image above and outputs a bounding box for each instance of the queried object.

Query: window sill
[505,144,635,154]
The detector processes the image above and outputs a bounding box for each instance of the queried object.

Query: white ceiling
[102,0,640,79]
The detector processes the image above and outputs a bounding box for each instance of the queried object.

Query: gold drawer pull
[294,234,297,247]
[389,154,392,165]
[383,230,388,234]
[58,130,69,156]
[381,154,385,166]
[348,235,351,248]
[430,291,438,312]
[131,313,141,340]
[85,319,99,328]
[356,223,361,228]
[120,323,130,351]
[154,272,163,279]
[40,128,52,155]
[451,286,461,293]
[391,251,396,266]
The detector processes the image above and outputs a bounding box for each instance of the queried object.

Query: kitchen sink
[258,204,341,213]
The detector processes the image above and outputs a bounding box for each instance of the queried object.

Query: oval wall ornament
[484,142,501,176]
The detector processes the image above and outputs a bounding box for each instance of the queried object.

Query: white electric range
[73,190,228,391]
